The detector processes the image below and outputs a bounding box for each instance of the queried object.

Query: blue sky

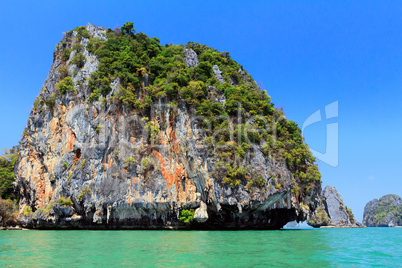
[0,0,401,221]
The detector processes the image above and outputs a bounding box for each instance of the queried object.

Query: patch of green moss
[23,206,32,216]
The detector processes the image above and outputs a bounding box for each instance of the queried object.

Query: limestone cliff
[308,186,363,228]
[15,23,322,229]
[363,194,402,227]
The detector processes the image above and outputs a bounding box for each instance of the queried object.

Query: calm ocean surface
[0,228,401,267]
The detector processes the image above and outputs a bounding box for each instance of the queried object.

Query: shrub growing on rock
[179,209,195,223]
[56,76,74,94]
[58,197,73,207]
[70,52,86,68]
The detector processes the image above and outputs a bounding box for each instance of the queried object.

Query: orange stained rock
[94,108,97,118]
[131,137,135,146]
[148,191,153,204]
[107,155,112,168]
[68,129,75,150]
[125,182,133,204]
[152,149,186,191]
[46,188,53,200]
[33,175,46,207]
[126,195,132,204]
[159,130,165,145]
[168,121,179,155]
[49,117,60,133]
[61,127,76,155]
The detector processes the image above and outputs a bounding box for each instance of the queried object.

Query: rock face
[308,186,363,228]
[14,23,322,230]
[184,49,199,68]
[212,65,225,84]
[363,194,402,227]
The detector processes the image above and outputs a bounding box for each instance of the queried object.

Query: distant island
[363,194,402,227]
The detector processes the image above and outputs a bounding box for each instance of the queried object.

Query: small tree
[179,209,195,223]
[71,52,86,68]
[56,76,74,94]
[121,22,135,36]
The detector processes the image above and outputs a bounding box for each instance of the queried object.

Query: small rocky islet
[363,194,402,227]
[13,23,322,229]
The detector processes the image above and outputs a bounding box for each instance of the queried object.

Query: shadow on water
[0,228,401,266]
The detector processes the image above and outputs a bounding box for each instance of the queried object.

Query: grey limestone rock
[308,185,363,228]
[322,186,350,225]
[53,204,74,217]
[85,23,107,40]
[184,49,199,68]
[212,65,225,84]
[194,201,208,223]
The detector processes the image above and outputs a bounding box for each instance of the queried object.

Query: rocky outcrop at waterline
[308,186,364,228]
[363,194,402,227]
[14,23,322,230]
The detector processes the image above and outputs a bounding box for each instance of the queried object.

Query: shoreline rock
[307,186,365,228]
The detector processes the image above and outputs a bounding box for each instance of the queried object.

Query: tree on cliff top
[121,22,136,36]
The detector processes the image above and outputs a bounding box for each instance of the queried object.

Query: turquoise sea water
[0,228,401,267]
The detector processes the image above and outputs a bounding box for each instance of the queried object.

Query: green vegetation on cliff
[307,206,329,226]
[345,206,355,223]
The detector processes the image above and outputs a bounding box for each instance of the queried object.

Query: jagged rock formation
[14,23,322,229]
[308,186,363,228]
[283,220,299,228]
[212,65,225,84]
[363,194,402,227]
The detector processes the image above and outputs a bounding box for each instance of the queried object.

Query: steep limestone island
[15,23,323,230]
[363,194,402,227]
[307,186,364,228]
